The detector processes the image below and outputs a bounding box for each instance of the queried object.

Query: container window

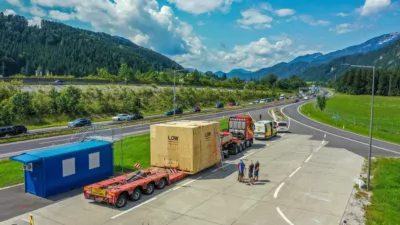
[89,152,100,169]
[62,158,75,177]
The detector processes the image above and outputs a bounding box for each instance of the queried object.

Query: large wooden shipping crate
[150,120,221,174]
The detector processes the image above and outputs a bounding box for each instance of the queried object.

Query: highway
[0,101,291,159]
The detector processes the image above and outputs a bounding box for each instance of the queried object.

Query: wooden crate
[150,120,220,174]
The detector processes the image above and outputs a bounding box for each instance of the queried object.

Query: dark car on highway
[192,106,201,113]
[52,80,66,85]
[68,118,92,128]
[164,108,183,116]
[0,125,27,137]
[215,102,224,108]
[131,114,144,120]
[13,125,28,134]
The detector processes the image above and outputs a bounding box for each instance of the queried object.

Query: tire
[156,178,167,189]
[145,183,155,195]
[232,144,239,155]
[115,194,128,208]
[240,144,245,151]
[129,188,142,201]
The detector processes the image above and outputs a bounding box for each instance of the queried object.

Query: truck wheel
[156,178,167,189]
[232,144,239,155]
[145,183,155,195]
[115,194,128,208]
[241,143,246,150]
[129,188,141,201]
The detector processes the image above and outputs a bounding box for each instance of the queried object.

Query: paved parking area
[0,133,364,225]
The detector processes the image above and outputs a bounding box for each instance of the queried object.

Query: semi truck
[220,116,255,156]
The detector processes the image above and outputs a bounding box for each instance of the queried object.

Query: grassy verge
[365,158,400,225]
[0,117,233,188]
[299,94,400,144]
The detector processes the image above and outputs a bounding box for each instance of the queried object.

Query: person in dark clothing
[254,161,260,181]
[259,114,262,120]
[248,161,254,185]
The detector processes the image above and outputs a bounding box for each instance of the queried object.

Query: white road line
[305,155,313,163]
[276,207,294,225]
[280,105,400,155]
[240,152,255,159]
[212,163,231,172]
[315,145,323,153]
[0,144,66,158]
[281,133,286,137]
[274,182,285,198]
[173,176,203,190]
[39,138,72,144]
[0,183,23,191]
[289,167,302,178]
[324,133,326,139]
[110,198,157,219]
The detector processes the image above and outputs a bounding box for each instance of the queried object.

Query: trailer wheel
[129,188,141,201]
[145,183,155,195]
[156,178,167,189]
[241,143,245,151]
[115,193,128,208]
[232,144,239,155]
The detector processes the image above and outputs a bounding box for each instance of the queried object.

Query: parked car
[68,118,92,128]
[164,108,183,116]
[215,103,224,108]
[192,106,201,112]
[227,102,236,107]
[52,80,66,85]
[112,114,134,121]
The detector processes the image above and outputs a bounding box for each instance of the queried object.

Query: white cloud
[359,0,391,16]
[329,23,365,34]
[30,5,46,17]
[275,8,296,17]
[130,34,150,45]
[4,9,16,16]
[336,12,349,17]
[6,0,23,7]
[48,10,75,21]
[237,8,273,29]
[298,15,330,26]
[166,0,240,14]
[197,21,205,26]
[28,16,42,28]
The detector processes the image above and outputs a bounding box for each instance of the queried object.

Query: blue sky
[2,0,400,72]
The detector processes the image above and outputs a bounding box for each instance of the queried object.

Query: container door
[26,162,44,196]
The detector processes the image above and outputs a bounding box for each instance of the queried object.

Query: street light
[173,68,193,120]
[341,63,375,190]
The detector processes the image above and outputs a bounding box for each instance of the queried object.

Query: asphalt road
[281,102,400,157]
[0,101,285,159]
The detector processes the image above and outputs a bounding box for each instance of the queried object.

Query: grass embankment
[0,118,231,188]
[300,94,400,144]
[365,158,400,225]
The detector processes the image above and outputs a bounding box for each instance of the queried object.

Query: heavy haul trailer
[84,168,186,208]
[221,116,255,156]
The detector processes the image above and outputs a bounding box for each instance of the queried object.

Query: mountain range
[221,32,400,81]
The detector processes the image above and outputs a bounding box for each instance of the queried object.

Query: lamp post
[341,64,375,190]
[173,68,192,120]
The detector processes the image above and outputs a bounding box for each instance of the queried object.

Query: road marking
[315,145,323,153]
[212,163,231,172]
[324,133,326,139]
[289,167,302,178]
[276,207,294,225]
[281,133,285,137]
[0,183,23,191]
[274,182,285,198]
[280,104,400,155]
[240,152,255,159]
[39,138,73,144]
[305,155,313,163]
[305,193,332,202]
[0,144,66,159]
[173,176,203,190]
[110,197,157,219]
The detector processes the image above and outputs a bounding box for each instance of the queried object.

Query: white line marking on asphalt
[111,198,157,219]
[0,183,23,191]
[305,155,313,163]
[39,138,72,144]
[324,133,326,139]
[0,144,66,158]
[281,133,285,137]
[212,164,230,172]
[173,176,203,190]
[305,193,332,202]
[276,207,294,225]
[280,104,400,155]
[274,182,285,198]
[240,152,255,159]
[315,145,323,153]
[289,167,302,178]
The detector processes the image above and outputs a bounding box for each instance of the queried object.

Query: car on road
[276,121,289,133]
[215,102,224,108]
[0,125,28,137]
[12,125,28,134]
[68,118,92,128]
[293,99,300,103]
[227,102,236,107]
[52,80,66,85]
[164,108,183,116]
[235,102,241,106]
[192,106,201,113]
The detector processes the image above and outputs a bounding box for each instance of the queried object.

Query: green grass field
[300,94,400,144]
[366,158,400,225]
[0,118,230,188]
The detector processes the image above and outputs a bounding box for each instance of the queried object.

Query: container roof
[10,141,111,164]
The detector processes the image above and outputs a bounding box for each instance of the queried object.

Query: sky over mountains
[2,0,400,72]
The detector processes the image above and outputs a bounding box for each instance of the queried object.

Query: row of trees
[336,69,400,96]
[0,81,279,125]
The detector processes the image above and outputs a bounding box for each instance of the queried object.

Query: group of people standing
[237,160,259,184]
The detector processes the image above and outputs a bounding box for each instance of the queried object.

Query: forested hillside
[336,69,400,96]
[300,39,400,81]
[0,13,182,77]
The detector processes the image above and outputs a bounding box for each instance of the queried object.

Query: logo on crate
[168,135,179,141]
